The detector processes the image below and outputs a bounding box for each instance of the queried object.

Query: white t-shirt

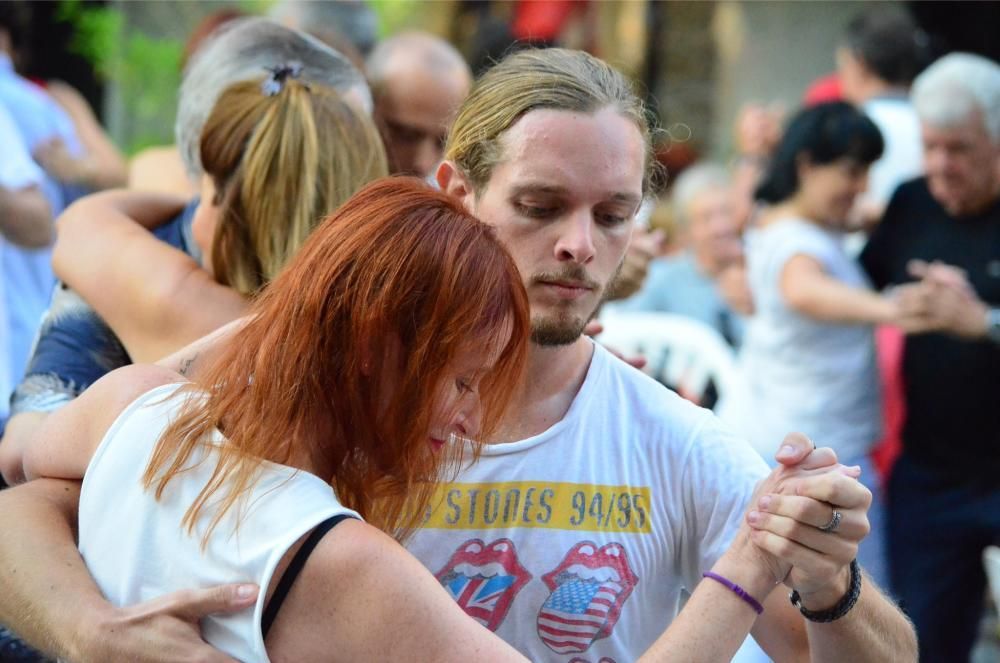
[79,383,359,663]
[0,102,44,190]
[406,342,768,662]
[0,102,44,418]
[723,218,881,461]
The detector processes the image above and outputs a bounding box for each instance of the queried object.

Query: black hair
[755,102,884,205]
[842,9,928,87]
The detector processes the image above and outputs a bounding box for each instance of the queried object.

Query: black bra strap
[261,514,354,638]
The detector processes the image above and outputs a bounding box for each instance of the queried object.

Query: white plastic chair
[597,311,738,408]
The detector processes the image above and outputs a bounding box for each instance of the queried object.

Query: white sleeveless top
[79,383,359,663]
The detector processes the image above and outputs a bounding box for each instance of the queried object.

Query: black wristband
[789,559,861,622]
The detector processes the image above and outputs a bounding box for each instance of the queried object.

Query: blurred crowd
[0,2,996,662]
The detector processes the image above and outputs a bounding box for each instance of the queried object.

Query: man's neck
[857,79,907,104]
[949,181,1000,218]
[491,336,594,444]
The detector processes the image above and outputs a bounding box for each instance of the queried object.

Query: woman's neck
[762,199,826,230]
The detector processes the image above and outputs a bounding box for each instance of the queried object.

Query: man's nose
[554,211,596,263]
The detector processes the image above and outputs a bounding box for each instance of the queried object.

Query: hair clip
[262,61,304,97]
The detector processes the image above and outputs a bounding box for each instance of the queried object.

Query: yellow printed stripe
[420,482,652,533]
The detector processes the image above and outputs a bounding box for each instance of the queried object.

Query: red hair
[143,177,529,542]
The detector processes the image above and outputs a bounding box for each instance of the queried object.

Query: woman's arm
[53,191,250,363]
[267,520,530,662]
[22,364,182,482]
[0,411,49,485]
[780,254,897,325]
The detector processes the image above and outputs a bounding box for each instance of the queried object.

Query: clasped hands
[891,259,988,338]
[733,432,871,610]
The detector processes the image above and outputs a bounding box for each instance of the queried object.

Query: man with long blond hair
[0,49,916,661]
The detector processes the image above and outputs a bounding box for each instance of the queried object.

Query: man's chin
[530,317,587,346]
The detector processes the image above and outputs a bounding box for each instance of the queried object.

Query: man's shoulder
[888,177,935,212]
[590,344,714,438]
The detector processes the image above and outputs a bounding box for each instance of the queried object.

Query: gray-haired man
[861,52,1000,661]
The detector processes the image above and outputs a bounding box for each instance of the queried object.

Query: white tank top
[79,383,359,663]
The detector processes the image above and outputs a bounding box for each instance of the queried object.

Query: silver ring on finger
[819,509,842,534]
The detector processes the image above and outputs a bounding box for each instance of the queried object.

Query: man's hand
[79,584,258,663]
[749,470,871,605]
[606,228,666,301]
[896,263,988,339]
[584,319,647,369]
[907,259,976,299]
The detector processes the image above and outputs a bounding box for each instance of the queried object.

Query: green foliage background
[56,0,424,155]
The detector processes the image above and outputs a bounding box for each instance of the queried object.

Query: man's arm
[0,184,53,247]
[35,81,127,191]
[0,100,54,247]
[0,479,256,663]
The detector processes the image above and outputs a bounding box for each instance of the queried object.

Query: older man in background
[367,31,471,178]
[609,162,746,347]
[860,52,1000,662]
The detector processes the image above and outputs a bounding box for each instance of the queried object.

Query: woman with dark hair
[721,101,898,585]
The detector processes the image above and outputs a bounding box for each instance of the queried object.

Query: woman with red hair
[20,177,533,661]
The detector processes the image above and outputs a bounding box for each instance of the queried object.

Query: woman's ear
[795,152,814,181]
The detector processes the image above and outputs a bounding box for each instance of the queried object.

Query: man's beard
[529,259,624,347]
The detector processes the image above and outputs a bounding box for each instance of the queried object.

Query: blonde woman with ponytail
[0,69,386,485]
[52,67,388,364]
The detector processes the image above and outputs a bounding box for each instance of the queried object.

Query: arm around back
[53,191,250,363]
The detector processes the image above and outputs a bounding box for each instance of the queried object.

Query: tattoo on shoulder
[178,353,199,376]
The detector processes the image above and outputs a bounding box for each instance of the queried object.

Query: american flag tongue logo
[537,542,638,654]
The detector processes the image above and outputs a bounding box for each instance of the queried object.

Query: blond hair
[200,79,388,296]
[445,48,655,195]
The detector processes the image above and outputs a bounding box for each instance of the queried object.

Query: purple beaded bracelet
[702,571,765,615]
